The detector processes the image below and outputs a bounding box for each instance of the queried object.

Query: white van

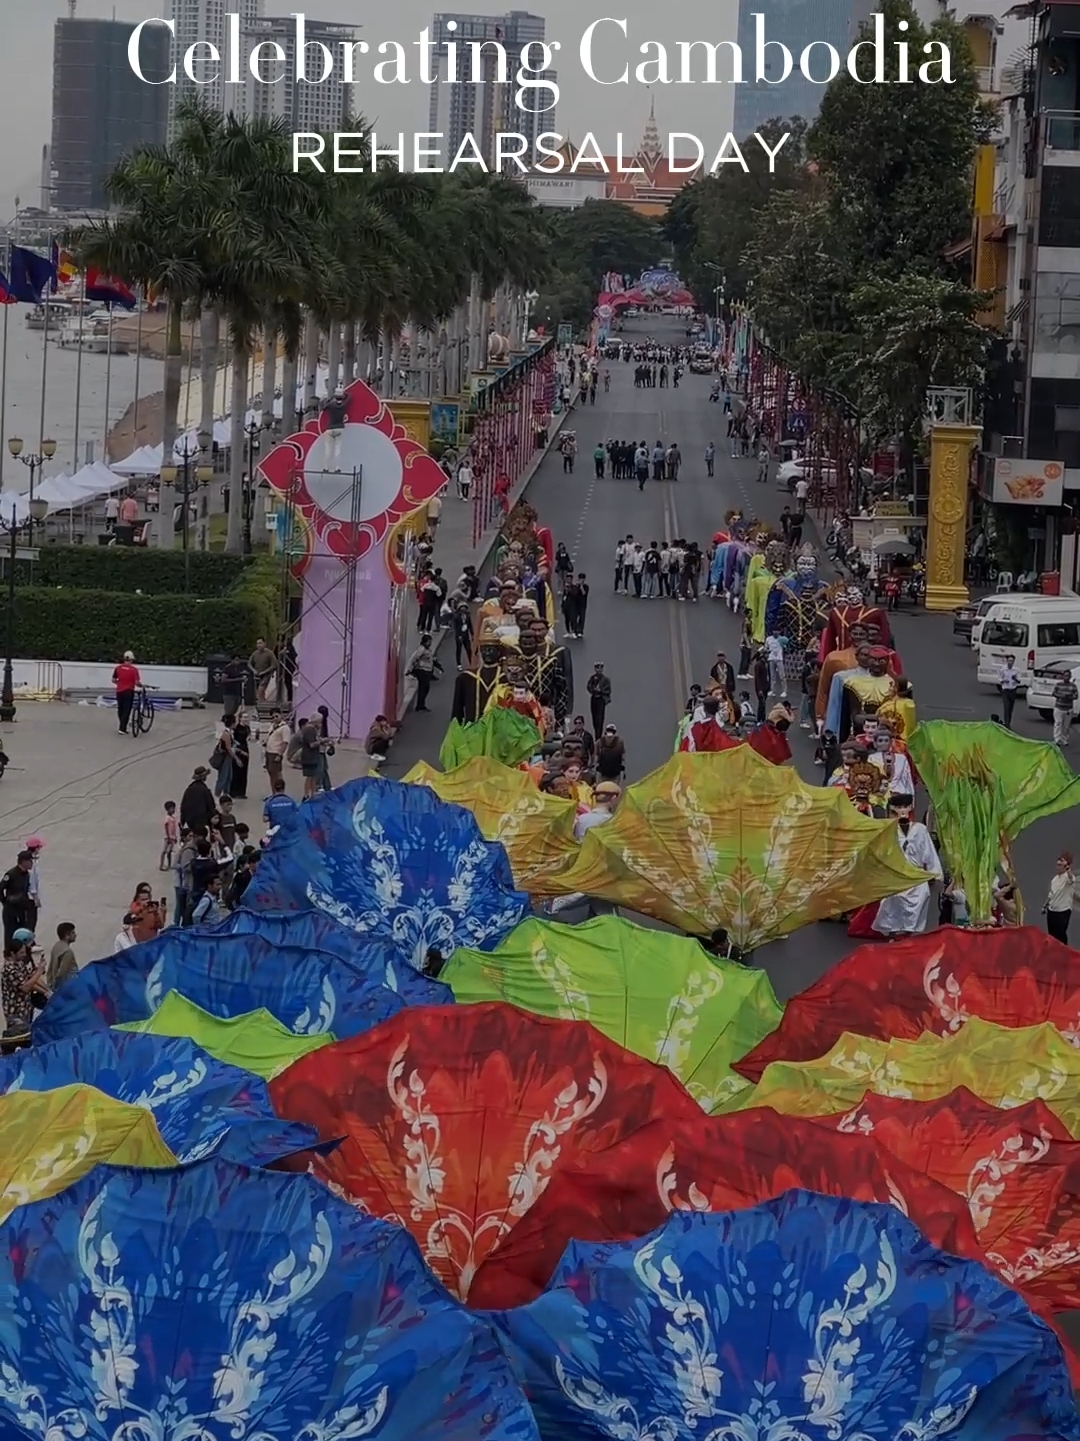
[976,597,1080,688]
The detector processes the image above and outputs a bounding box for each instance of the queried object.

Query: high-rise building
[427,10,556,167]
[731,0,873,136]
[167,0,263,137]
[50,17,169,212]
[245,16,358,132]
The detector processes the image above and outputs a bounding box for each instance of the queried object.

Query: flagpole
[132,293,144,443]
[102,304,115,463]
[183,314,195,433]
[72,287,85,470]
[38,287,51,458]
[0,240,8,491]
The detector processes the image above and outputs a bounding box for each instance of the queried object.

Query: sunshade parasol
[737,925,1080,1080]
[269,1001,703,1301]
[735,1017,1080,1135]
[0,1084,175,1222]
[404,757,578,892]
[245,777,529,966]
[908,720,1080,923]
[466,1108,983,1308]
[439,707,542,770]
[547,749,929,946]
[811,1088,1080,1309]
[0,1028,319,1165]
[442,915,781,1110]
[0,1162,540,1441]
[117,991,331,1080]
[489,1190,1079,1441]
[33,928,415,1044]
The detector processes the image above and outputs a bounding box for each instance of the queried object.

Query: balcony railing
[1044,111,1080,153]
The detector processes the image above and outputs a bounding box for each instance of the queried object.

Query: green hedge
[22,546,251,596]
[11,558,284,665]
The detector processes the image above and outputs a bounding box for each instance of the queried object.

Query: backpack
[208,743,225,771]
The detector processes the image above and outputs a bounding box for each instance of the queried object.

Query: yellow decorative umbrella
[549,749,929,948]
[731,1016,1080,1135]
[0,1084,176,1222]
[403,757,578,892]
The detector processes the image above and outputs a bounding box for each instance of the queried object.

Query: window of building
[1034,273,1080,355]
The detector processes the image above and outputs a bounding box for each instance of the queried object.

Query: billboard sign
[992,458,1064,507]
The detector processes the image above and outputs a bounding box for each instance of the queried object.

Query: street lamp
[0,494,49,723]
[242,418,268,556]
[7,437,57,547]
[159,427,213,592]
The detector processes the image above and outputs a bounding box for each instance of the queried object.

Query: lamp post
[158,427,213,592]
[242,418,263,556]
[7,437,57,547]
[0,494,49,723]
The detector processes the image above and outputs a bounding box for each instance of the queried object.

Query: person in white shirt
[764,633,787,698]
[104,494,120,530]
[456,462,472,500]
[262,712,291,788]
[114,913,137,952]
[614,540,627,594]
[998,653,1021,730]
[573,781,621,841]
[426,488,444,533]
[794,476,810,511]
[874,795,942,936]
[630,542,646,598]
[1045,852,1076,944]
[869,724,915,797]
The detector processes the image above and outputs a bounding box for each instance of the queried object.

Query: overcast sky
[3,0,1017,220]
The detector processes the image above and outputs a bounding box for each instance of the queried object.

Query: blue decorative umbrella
[246,777,530,967]
[33,930,407,1045]
[0,1161,539,1441]
[489,1189,1080,1441]
[0,1030,320,1165]
[200,907,452,1004]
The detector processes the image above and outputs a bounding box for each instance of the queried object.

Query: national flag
[0,272,16,305]
[85,267,136,309]
[50,241,77,287]
[7,246,57,302]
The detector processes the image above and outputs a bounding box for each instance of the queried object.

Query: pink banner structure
[595,267,695,327]
[258,380,446,741]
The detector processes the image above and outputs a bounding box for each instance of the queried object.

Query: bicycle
[131,685,157,737]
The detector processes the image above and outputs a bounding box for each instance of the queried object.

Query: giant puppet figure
[765,544,829,681]
[745,539,790,643]
[819,583,892,660]
[521,615,573,723]
[826,644,899,741]
[452,624,507,723]
[815,618,902,726]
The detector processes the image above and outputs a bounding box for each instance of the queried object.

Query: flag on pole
[50,241,77,287]
[85,267,136,309]
[7,246,57,302]
[0,272,16,305]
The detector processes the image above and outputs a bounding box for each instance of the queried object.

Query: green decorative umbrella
[115,990,332,1081]
[441,914,782,1112]
[909,720,1080,925]
[439,708,542,771]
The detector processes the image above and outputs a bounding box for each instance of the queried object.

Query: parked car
[689,350,714,374]
[953,596,1004,642]
[1026,659,1080,720]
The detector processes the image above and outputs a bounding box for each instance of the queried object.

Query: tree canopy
[531,199,662,335]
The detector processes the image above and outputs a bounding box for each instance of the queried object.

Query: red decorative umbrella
[269,1002,702,1303]
[465,1106,984,1308]
[736,925,1080,1082]
[811,1088,1080,1311]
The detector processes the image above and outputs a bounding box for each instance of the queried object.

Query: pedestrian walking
[112,650,141,735]
[407,635,442,712]
[756,444,770,483]
[1053,669,1078,747]
[998,653,1021,729]
[704,441,715,478]
[765,633,787,698]
[1044,852,1076,943]
[263,710,291,789]
[593,443,606,478]
[587,662,611,735]
[0,851,36,950]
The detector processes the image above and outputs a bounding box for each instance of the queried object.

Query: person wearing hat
[180,766,217,833]
[1,926,45,1036]
[112,650,141,735]
[574,781,621,841]
[0,851,36,949]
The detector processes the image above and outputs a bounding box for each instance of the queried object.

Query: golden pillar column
[924,422,980,612]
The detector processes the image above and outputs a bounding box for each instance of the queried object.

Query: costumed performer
[826,645,897,741]
[818,583,893,660]
[873,793,941,937]
[451,623,506,723]
[745,539,790,644]
[765,543,829,688]
[748,704,794,764]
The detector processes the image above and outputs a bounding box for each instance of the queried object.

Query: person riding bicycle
[113,650,141,735]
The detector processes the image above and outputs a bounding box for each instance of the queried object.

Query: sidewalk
[396,407,570,720]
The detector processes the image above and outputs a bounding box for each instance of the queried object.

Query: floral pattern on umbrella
[246,777,529,967]
[466,1107,985,1308]
[0,1085,175,1223]
[0,1029,319,1165]
[0,1162,540,1441]
[814,1088,1080,1309]
[489,1190,1079,1441]
[736,925,1080,1081]
[734,1017,1080,1136]
[256,376,449,569]
[405,759,578,893]
[442,914,781,1111]
[547,750,928,947]
[269,1002,703,1301]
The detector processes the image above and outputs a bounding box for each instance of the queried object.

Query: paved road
[388,314,1080,1000]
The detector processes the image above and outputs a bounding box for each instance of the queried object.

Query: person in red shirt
[112,650,141,734]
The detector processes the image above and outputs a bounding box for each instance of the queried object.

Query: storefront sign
[992,458,1065,507]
